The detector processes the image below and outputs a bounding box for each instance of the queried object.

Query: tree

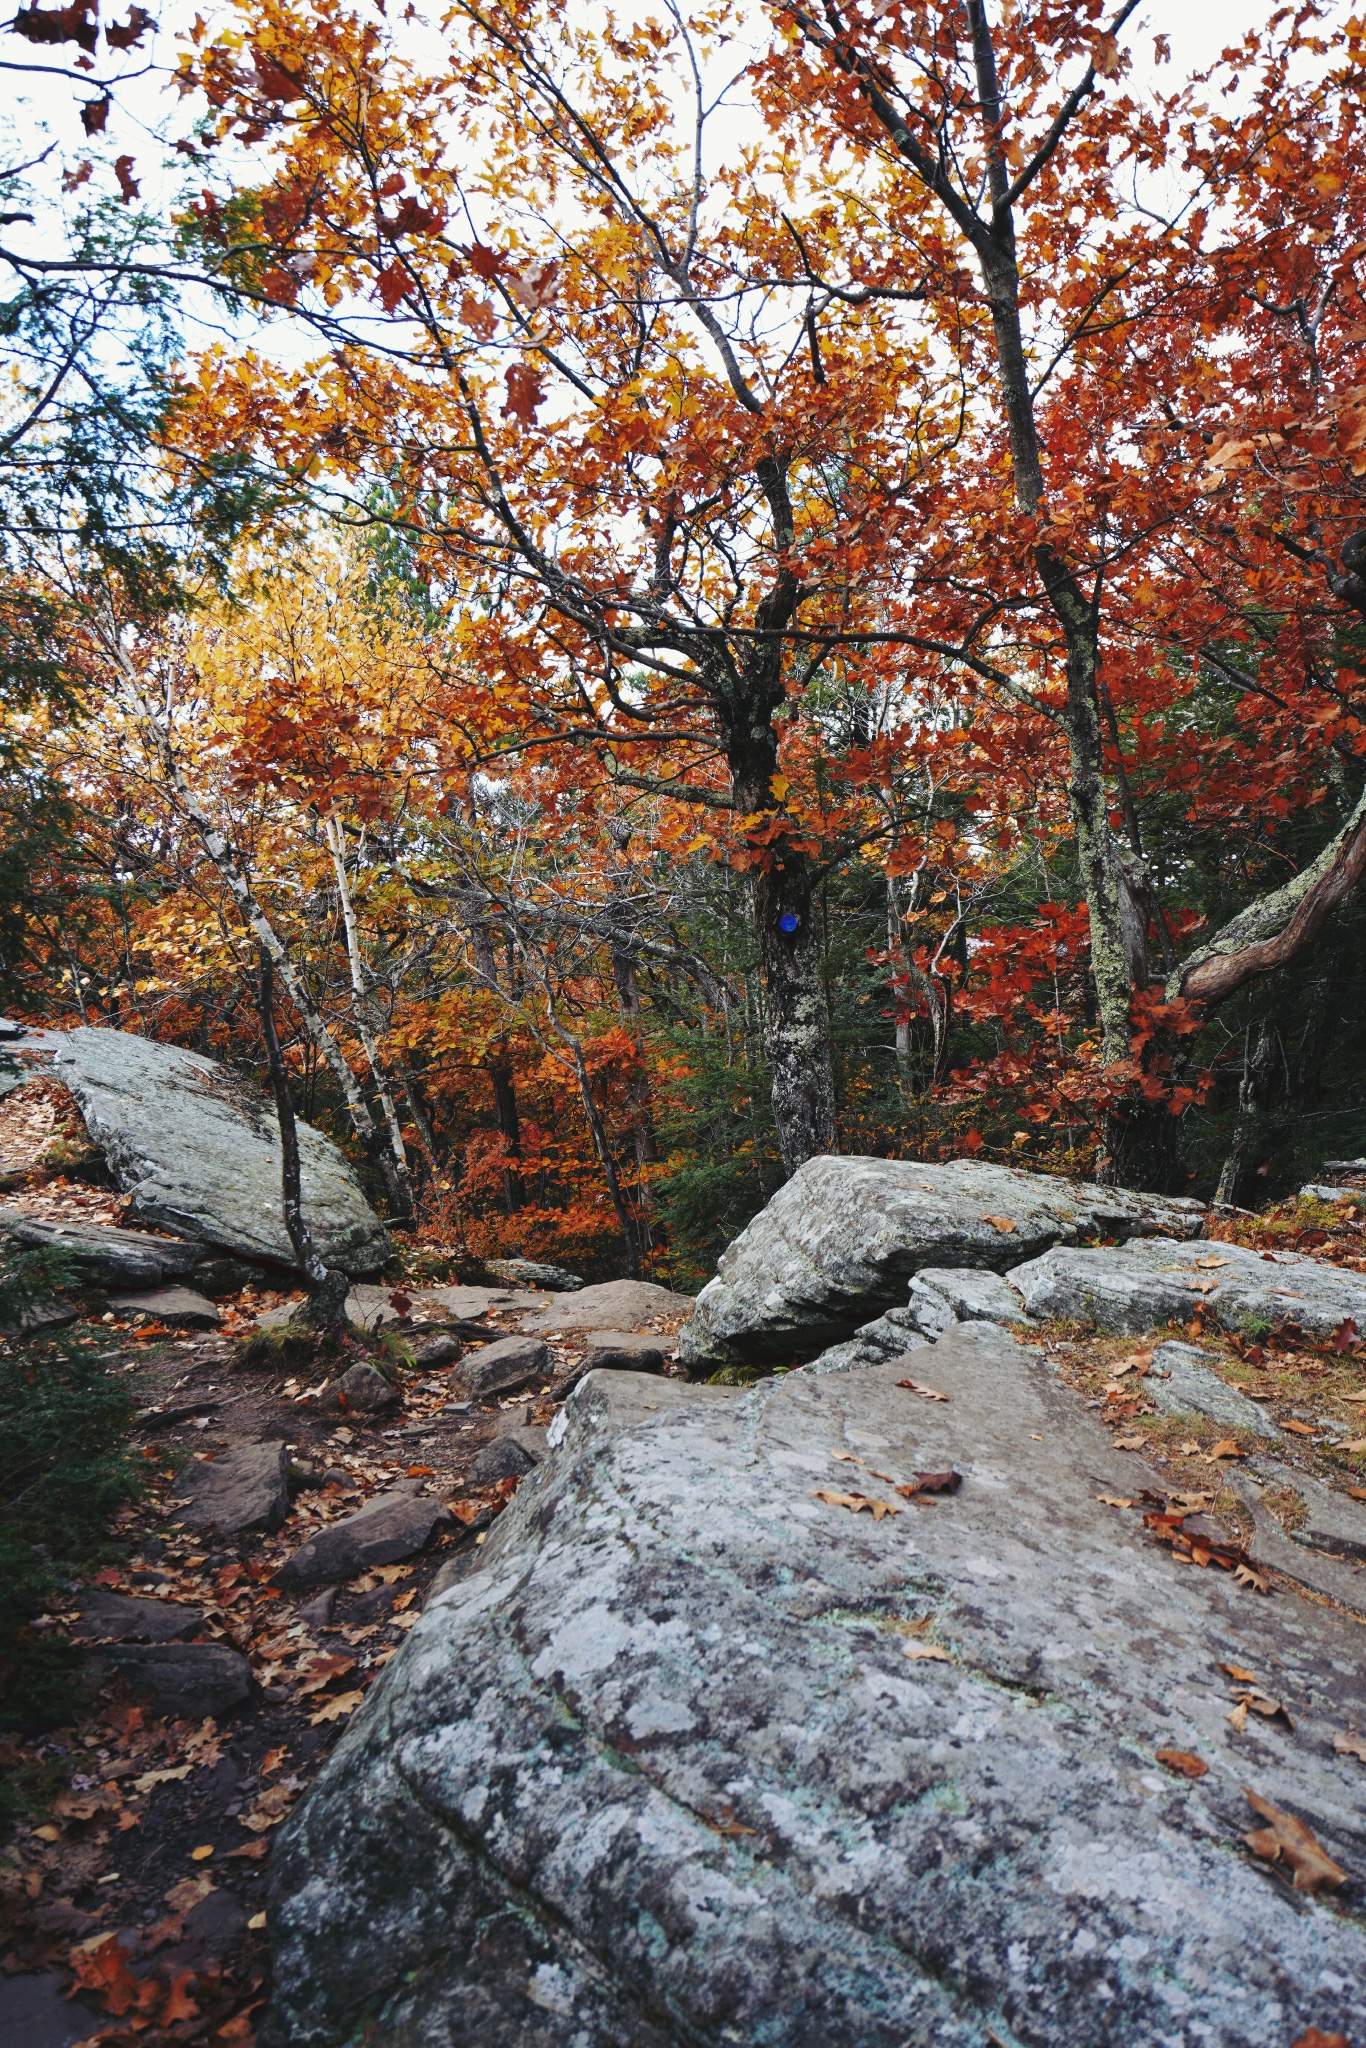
[765,0,1366,1181]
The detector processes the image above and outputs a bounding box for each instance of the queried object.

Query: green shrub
[0,1247,141,1733]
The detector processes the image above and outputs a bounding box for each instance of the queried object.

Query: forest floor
[0,1084,689,2048]
[1,1075,1363,2046]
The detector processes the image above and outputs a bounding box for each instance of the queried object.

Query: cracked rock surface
[262,1326,1365,2048]
[1010,1236,1366,1338]
[678,1154,1204,1370]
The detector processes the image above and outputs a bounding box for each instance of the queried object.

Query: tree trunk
[1214,1020,1278,1208]
[323,815,416,1223]
[472,925,524,1213]
[256,948,349,1327]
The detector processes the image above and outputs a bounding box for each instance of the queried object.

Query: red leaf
[503,362,546,424]
[466,240,502,281]
[114,155,140,203]
[81,94,111,133]
[375,262,412,312]
[105,3,153,48]
[252,46,303,100]
[12,0,96,51]
[1331,1317,1359,1355]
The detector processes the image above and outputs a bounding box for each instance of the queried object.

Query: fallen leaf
[260,1747,288,1775]
[309,1689,366,1725]
[811,1489,902,1521]
[1241,1787,1347,1892]
[895,1378,950,1402]
[1348,1486,1366,1502]
[405,1465,435,1477]
[1205,1438,1244,1461]
[1281,1419,1316,1437]
[1333,1730,1366,1762]
[1290,2029,1350,2048]
[979,1213,1016,1233]
[1220,1662,1260,1683]
[1234,1562,1270,1593]
[161,1970,200,2023]
[134,1765,191,1793]
[1226,1699,1249,1732]
[225,1838,271,1860]
[1096,1495,1135,1508]
[1113,1435,1147,1450]
[164,1876,214,1913]
[190,1844,214,1862]
[1155,1748,1208,1778]
[295,1653,356,1697]
[1339,1437,1366,1454]
[248,1911,267,1930]
[903,1643,953,1662]
[68,1932,156,2018]
[1230,1689,1294,1730]
[1194,1256,1229,1269]
[830,1452,866,1466]
[1177,1439,1201,1455]
[1338,1390,1366,1403]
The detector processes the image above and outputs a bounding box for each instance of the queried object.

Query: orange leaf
[1155,1748,1207,1778]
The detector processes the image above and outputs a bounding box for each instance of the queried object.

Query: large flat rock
[516,1277,695,1335]
[174,1442,291,1538]
[1009,1235,1366,1338]
[679,1155,1205,1370]
[52,1027,389,1274]
[263,1328,1365,2048]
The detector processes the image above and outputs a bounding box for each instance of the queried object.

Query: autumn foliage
[4,0,1366,1268]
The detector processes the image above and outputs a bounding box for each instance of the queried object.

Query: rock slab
[264,1329,1365,2048]
[52,1027,389,1275]
[453,1334,550,1401]
[0,1209,201,1288]
[96,1643,250,1719]
[110,1285,222,1328]
[1147,1340,1281,1439]
[484,1257,586,1292]
[517,1277,694,1336]
[273,1487,449,1589]
[71,1591,206,1643]
[175,1443,291,1538]
[1010,1235,1366,1339]
[680,1154,1204,1370]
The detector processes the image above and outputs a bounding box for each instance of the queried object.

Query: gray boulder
[679,1155,1203,1371]
[0,1208,201,1288]
[413,1332,463,1369]
[109,1285,222,1328]
[806,1267,1030,1374]
[1009,1235,1366,1338]
[52,1026,388,1274]
[174,1442,291,1538]
[580,1329,668,1373]
[517,1278,695,1337]
[71,1591,206,1643]
[262,1330,1365,2048]
[484,1257,586,1291]
[1147,1341,1281,1440]
[453,1334,551,1401]
[273,1486,450,1589]
[95,1642,251,1719]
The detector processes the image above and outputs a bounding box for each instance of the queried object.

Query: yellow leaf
[309,1688,366,1725]
[903,1643,953,1662]
[190,1844,215,1862]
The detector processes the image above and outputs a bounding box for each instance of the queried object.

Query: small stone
[469,1435,537,1484]
[273,1489,450,1589]
[296,1588,336,1628]
[519,1279,695,1337]
[453,1335,551,1402]
[580,1330,667,1374]
[413,1333,464,1369]
[317,1363,400,1415]
[71,1591,206,1643]
[176,1442,291,1537]
[93,1643,251,1719]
